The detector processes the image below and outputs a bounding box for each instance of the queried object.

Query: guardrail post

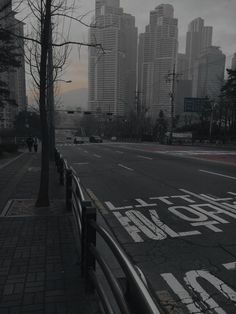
[83,205,96,292]
[66,168,72,211]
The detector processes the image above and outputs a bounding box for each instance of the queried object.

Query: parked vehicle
[74,136,84,144]
[89,135,103,143]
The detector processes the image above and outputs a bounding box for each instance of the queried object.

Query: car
[74,136,84,144]
[89,135,103,143]
[111,136,117,141]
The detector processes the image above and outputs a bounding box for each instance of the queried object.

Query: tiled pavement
[0,152,101,314]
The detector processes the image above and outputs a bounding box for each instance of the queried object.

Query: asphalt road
[58,142,236,314]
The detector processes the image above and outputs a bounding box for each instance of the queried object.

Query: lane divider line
[199,169,236,180]
[72,162,89,165]
[118,164,134,172]
[115,151,124,154]
[138,155,153,160]
[94,154,102,158]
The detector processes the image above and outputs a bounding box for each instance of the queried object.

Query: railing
[55,149,162,314]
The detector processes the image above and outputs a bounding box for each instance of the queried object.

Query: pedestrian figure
[33,137,38,153]
[26,136,34,152]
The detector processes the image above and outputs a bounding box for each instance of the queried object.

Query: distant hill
[57,88,88,111]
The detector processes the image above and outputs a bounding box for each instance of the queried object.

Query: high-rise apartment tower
[138,4,178,119]
[88,0,137,116]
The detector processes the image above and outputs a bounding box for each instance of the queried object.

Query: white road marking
[228,192,236,196]
[118,164,134,171]
[115,150,124,154]
[105,201,133,211]
[94,154,101,158]
[199,169,236,180]
[222,262,236,270]
[83,150,88,153]
[161,273,200,313]
[180,189,236,214]
[73,162,89,165]
[185,270,236,310]
[137,155,153,160]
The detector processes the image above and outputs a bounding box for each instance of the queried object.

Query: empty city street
[58,142,236,314]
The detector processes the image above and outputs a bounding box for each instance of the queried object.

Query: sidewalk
[0,152,101,314]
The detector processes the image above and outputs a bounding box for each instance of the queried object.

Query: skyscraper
[138,4,178,119]
[175,53,192,115]
[192,46,225,100]
[0,1,26,129]
[186,17,212,80]
[232,53,236,70]
[88,0,137,116]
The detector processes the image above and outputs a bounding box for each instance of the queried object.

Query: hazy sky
[22,0,236,99]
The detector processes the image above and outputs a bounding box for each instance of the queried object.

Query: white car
[74,136,84,144]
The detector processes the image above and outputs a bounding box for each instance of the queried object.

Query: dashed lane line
[72,162,89,165]
[138,155,153,160]
[118,164,134,172]
[94,154,102,158]
[115,151,124,154]
[199,169,236,180]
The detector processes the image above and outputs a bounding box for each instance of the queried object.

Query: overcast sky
[22,0,236,100]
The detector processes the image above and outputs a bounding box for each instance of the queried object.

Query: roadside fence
[55,148,162,314]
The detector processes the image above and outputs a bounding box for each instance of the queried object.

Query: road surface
[58,142,236,314]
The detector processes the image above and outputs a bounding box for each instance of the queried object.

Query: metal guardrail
[55,149,162,314]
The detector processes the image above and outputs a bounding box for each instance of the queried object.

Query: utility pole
[47,22,55,161]
[166,64,181,144]
[135,90,143,140]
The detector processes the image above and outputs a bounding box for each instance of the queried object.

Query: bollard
[66,168,72,211]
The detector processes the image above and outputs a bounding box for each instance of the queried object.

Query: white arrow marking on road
[137,155,153,160]
[118,164,134,171]
[199,170,236,180]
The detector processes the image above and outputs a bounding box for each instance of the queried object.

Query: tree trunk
[36,0,52,207]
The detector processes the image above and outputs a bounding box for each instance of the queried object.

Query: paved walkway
[0,152,101,314]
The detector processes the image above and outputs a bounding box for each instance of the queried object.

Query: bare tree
[11,0,104,206]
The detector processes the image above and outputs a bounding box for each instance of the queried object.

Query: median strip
[118,164,134,171]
